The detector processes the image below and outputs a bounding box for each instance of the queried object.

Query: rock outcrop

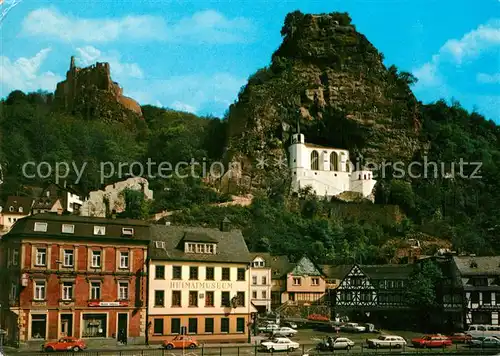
[54,56,142,122]
[226,11,425,185]
[80,177,153,217]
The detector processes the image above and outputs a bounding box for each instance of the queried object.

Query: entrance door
[60,314,73,337]
[117,314,128,341]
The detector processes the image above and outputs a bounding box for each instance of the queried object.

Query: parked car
[283,321,297,329]
[366,335,407,349]
[316,336,355,351]
[258,323,280,333]
[162,335,198,349]
[260,337,300,352]
[341,322,366,332]
[411,335,452,348]
[307,314,329,321]
[448,332,472,343]
[468,336,500,348]
[271,327,298,337]
[42,337,87,352]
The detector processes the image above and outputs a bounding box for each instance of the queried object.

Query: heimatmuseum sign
[169,281,234,289]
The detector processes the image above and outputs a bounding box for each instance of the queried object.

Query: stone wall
[80,177,153,217]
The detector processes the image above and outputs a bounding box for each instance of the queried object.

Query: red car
[448,332,472,343]
[307,314,329,321]
[42,337,87,352]
[411,335,452,348]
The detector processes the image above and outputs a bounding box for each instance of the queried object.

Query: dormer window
[18,207,23,213]
[93,226,105,235]
[154,241,165,249]
[185,242,216,254]
[62,224,74,234]
[34,222,48,232]
[122,228,134,236]
[9,206,14,212]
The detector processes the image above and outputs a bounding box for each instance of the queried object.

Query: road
[4,328,499,355]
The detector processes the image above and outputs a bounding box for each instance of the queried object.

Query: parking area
[5,328,493,356]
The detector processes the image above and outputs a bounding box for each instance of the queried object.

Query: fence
[10,343,500,356]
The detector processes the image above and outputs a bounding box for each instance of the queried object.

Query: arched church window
[310,151,319,170]
[330,152,339,171]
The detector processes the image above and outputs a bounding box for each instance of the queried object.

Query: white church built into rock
[288,132,376,199]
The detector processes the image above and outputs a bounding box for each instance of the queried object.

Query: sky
[0,0,499,122]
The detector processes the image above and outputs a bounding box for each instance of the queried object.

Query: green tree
[405,260,444,330]
[118,189,150,220]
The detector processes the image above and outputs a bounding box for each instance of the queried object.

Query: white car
[367,335,407,349]
[341,322,366,332]
[272,327,298,337]
[317,337,355,350]
[258,323,279,333]
[261,337,300,352]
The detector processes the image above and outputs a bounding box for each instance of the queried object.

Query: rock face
[80,177,153,217]
[54,56,142,122]
[226,11,424,185]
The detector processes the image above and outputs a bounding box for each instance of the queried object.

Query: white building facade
[288,133,376,199]
[249,254,272,313]
[147,223,255,343]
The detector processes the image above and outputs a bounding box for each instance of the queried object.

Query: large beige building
[147,219,255,343]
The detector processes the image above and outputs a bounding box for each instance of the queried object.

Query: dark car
[468,336,500,348]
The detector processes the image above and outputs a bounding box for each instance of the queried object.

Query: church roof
[304,143,348,152]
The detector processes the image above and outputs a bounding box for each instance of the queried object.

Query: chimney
[57,208,63,215]
[220,217,231,232]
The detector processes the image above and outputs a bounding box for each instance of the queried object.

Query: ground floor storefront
[147,313,250,343]
[6,307,146,344]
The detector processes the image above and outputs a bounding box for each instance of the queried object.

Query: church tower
[288,118,306,170]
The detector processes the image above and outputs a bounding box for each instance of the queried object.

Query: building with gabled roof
[248,253,273,313]
[0,196,34,234]
[0,212,150,345]
[38,182,83,214]
[146,218,255,343]
[272,255,328,307]
[452,255,500,327]
[325,263,415,326]
[31,197,63,215]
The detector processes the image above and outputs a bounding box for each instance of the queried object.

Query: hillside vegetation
[1,11,499,263]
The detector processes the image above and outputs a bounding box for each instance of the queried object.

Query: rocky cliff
[54,56,143,122]
[226,11,425,185]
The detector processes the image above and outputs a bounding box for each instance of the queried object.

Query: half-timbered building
[452,256,500,326]
[326,264,414,327]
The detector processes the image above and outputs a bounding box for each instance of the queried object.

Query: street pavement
[3,328,496,355]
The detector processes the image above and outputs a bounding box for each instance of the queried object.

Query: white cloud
[75,46,144,79]
[130,73,245,117]
[413,19,500,86]
[171,101,197,113]
[22,8,166,43]
[0,48,63,96]
[440,19,500,65]
[412,18,500,121]
[170,10,255,44]
[477,72,500,84]
[21,8,255,44]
